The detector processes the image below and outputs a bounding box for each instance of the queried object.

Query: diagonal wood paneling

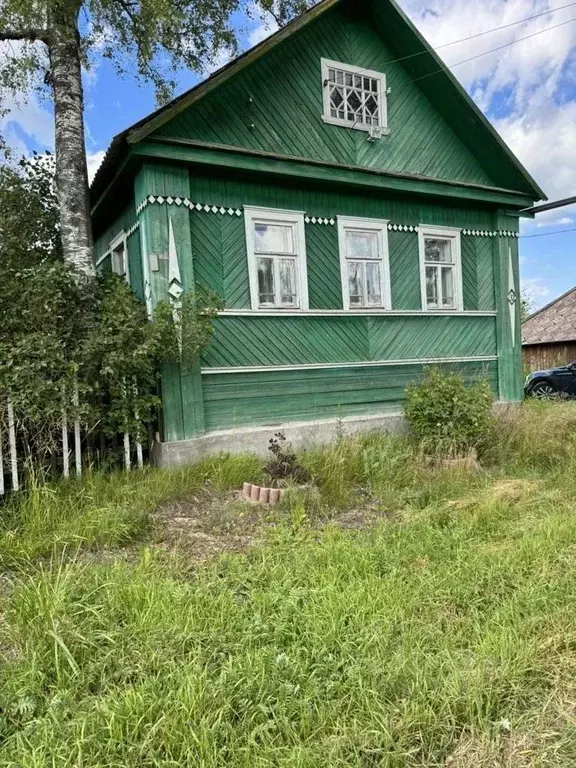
[388,230,420,310]
[477,237,495,310]
[190,211,224,295]
[462,236,478,310]
[306,224,343,309]
[202,315,370,367]
[202,314,497,368]
[222,216,250,308]
[155,3,495,186]
[201,360,499,431]
[368,315,496,361]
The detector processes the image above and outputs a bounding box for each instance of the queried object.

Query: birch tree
[0,0,305,277]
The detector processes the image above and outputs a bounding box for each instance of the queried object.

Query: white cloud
[244,2,280,49]
[202,45,235,76]
[522,277,553,308]
[402,0,576,302]
[86,150,106,183]
[248,17,279,48]
[402,0,576,207]
[0,92,54,155]
[535,215,573,228]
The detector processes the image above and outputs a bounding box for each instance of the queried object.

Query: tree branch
[0,27,48,42]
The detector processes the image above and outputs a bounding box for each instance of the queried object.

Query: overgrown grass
[0,453,263,565]
[2,402,576,765]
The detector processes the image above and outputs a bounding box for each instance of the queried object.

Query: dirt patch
[152,486,398,562]
[329,506,397,530]
[152,490,282,563]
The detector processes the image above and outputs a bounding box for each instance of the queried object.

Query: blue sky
[1,0,575,312]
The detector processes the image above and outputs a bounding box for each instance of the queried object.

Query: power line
[520,226,576,238]
[392,2,576,67]
[414,17,576,82]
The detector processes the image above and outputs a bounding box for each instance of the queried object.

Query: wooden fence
[523,342,576,372]
[0,390,147,496]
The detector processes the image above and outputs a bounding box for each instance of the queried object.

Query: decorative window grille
[321,59,388,133]
[110,232,128,278]
[418,226,463,311]
[337,217,391,310]
[244,207,309,311]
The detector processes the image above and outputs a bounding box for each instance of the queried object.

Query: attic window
[321,59,388,134]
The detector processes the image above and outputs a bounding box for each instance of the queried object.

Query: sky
[1,0,575,312]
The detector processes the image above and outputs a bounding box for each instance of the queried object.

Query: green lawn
[2,402,576,766]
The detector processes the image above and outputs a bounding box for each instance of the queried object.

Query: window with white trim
[244,206,309,310]
[418,225,462,311]
[110,232,128,279]
[337,217,391,310]
[321,59,388,134]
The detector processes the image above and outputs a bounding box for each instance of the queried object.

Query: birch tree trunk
[49,10,95,278]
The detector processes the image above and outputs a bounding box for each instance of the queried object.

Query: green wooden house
[91,0,545,464]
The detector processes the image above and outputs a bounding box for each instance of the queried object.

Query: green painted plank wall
[201,360,498,431]
[93,203,136,263]
[191,211,251,307]
[127,229,144,301]
[183,168,497,312]
[187,171,494,230]
[93,203,143,301]
[155,4,495,187]
[307,224,343,309]
[202,315,497,368]
[388,230,420,310]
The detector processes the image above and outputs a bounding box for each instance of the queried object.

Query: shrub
[403,368,493,456]
[263,432,311,486]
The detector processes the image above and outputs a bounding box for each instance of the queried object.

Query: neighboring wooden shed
[522,287,576,370]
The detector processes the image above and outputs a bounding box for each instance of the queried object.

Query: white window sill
[321,115,390,135]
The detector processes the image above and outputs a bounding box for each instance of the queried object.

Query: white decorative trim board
[134,196,519,238]
[305,215,335,225]
[136,194,242,216]
[201,355,498,374]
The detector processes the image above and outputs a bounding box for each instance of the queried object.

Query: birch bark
[49,8,95,277]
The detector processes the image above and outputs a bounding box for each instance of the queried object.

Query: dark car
[524,362,576,398]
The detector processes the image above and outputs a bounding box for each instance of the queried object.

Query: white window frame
[321,58,389,134]
[110,230,129,280]
[418,224,463,312]
[337,216,391,311]
[244,206,309,311]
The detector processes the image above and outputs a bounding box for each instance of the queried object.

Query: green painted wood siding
[191,212,250,307]
[132,162,514,441]
[93,203,136,263]
[154,4,495,187]
[93,203,144,301]
[202,315,497,368]
[186,170,495,228]
[201,360,498,431]
[185,169,496,312]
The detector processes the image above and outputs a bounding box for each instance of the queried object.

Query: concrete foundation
[152,410,407,467]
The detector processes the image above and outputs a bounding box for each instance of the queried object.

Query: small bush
[403,368,493,456]
[263,432,311,486]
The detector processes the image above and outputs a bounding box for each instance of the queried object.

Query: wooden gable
[147,1,515,191]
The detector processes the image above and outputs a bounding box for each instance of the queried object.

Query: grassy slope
[1,403,576,766]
